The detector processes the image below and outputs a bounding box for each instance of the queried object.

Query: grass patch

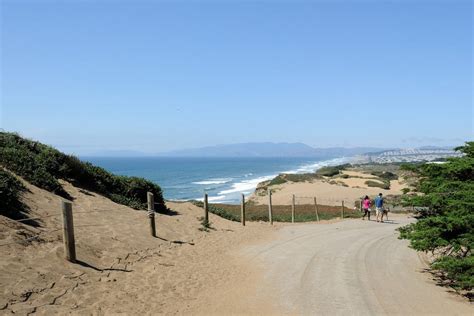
[199,203,361,222]
[192,201,240,222]
[198,216,213,232]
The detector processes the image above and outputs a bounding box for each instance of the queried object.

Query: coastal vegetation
[269,173,323,186]
[193,201,360,222]
[0,132,165,216]
[365,180,391,190]
[0,170,27,219]
[315,164,350,177]
[370,171,398,181]
[399,142,473,293]
[256,162,408,195]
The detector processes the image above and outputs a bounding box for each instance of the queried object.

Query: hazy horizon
[1,0,472,155]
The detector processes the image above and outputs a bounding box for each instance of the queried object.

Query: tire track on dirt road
[241,215,473,315]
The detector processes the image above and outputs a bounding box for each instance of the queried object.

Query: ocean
[83,156,351,204]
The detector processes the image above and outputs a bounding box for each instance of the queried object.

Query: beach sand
[0,179,276,315]
[249,170,408,206]
[1,175,471,315]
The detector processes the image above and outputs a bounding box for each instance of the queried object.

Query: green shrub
[370,171,398,181]
[0,132,165,212]
[283,173,323,182]
[316,164,350,177]
[268,175,287,186]
[399,142,474,291]
[259,173,324,192]
[0,170,27,219]
[365,180,390,190]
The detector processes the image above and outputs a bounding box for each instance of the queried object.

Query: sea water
[83,156,350,204]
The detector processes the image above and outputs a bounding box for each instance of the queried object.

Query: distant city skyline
[1,0,472,155]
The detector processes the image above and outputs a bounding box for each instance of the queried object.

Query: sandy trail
[230,214,472,315]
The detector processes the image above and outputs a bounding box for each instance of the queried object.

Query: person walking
[375,193,384,223]
[362,195,371,220]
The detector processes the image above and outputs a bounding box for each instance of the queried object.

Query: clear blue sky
[1,0,472,155]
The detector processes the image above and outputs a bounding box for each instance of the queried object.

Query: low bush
[0,132,165,212]
[365,180,390,190]
[0,170,27,219]
[267,173,324,187]
[316,164,350,177]
[283,173,323,182]
[268,175,287,186]
[370,171,398,181]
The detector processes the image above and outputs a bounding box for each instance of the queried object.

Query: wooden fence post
[204,193,209,225]
[147,192,156,237]
[291,194,295,223]
[61,200,76,263]
[241,194,246,226]
[314,197,320,222]
[268,189,273,225]
[341,200,345,219]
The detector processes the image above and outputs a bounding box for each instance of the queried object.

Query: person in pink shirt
[362,195,371,220]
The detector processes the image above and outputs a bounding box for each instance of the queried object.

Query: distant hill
[160,142,386,158]
[87,150,151,157]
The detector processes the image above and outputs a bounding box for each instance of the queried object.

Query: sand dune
[249,170,408,206]
[249,180,407,206]
[0,179,274,315]
[2,176,470,315]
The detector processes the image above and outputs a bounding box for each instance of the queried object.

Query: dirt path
[207,214,472,315]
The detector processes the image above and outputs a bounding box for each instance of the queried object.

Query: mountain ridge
[86,142,457,158]
[158,142,388,158]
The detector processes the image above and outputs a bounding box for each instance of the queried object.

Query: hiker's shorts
[376,207,384,216]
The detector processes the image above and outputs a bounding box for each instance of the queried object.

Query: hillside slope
[0,132,165,214]
[0,176,273,314]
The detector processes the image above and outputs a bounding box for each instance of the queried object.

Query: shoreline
[195,156,356,204]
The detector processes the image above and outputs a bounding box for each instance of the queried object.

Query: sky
[1,0,472,155]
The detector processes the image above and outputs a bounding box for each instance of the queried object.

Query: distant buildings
[366,149,462,163]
